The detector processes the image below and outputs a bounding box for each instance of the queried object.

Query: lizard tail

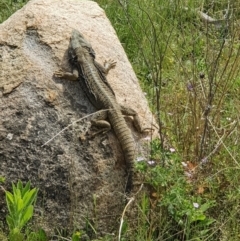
[109,110,135,192]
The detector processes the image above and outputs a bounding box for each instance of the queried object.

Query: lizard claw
[104,59,116,70]
[54,69,78,81]
[141,127,154,134]
[54,69,65,78]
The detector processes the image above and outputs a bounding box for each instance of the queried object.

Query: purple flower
[200,157,208,164]
[187,83,194,91]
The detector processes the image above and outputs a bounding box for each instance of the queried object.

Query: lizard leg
[120,105,152,133]
[90,110,111,137]
[103,59,116,74]
[94,59,116,75]
[54,68,79,81]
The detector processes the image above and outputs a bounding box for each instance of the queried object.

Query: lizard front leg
[94,59,116,75]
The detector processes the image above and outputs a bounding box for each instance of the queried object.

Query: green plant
[96,0,240,239]
[5,180,38,241]
[0,0,30,23]
[71,231,81,241]
[25,228,47,241]
[0,176,5,183]
[3,0,240,239]
[134,146,216,240]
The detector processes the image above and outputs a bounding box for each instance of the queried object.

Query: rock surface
[0,0,155,237]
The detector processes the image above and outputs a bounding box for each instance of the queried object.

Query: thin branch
[118,184,143,241]
[41,109,110,147]
[198,11,227,27]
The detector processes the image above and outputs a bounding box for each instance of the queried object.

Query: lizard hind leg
[90,120,111,137]
[120,105,153,134]
[120,105,143,132]
[89,110,111,137]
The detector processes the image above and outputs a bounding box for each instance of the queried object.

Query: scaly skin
[56,29,144,191]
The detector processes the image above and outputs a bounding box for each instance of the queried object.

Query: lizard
[54,29,146,191]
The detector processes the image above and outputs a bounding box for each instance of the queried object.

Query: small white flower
[136,156,145,162]
[193,202,199,208]
[169,148,175,153]
[143,136,151,141]
[181,162,188,167]
[147,160,155,165]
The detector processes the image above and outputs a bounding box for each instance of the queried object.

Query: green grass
[99,0,240,240]
[2,0,240,240]
[0,0,29,23]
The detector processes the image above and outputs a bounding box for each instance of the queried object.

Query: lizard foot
[54,69,78,81]
[88,128,111,139]
[54,69,65,78]
[141,127,154,134]
[104,59,116,71]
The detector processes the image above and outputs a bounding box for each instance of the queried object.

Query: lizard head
[70,29,96,58]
